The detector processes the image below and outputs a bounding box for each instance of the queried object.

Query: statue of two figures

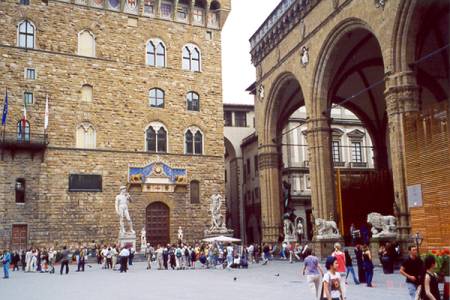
[209,193,228,232]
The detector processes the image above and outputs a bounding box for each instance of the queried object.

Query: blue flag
[1,89,8,126]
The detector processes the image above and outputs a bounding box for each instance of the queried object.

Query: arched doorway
[146,202,170,246]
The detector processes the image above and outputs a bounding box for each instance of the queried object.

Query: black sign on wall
[68,174,102,192]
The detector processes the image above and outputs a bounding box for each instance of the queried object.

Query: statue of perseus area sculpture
[210,192,227,231]
[115,186,135,234]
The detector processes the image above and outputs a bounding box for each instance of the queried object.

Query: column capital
[385,71,419,116]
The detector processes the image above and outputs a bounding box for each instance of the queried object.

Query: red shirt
[333,251,346,273]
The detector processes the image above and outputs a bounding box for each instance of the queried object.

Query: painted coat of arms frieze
[128,160,187,193]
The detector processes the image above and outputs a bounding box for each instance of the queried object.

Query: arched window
[146,122,168,153]
[149,88,164,108]
[78,30,95,57]
[76,123,96,149]
[81,84,93,102]
[146,39,166,67]
[182,44,201,72]
[18,20,35,49]
[185,130,193,154]
[190,180,200,204]
[17,120,30,142]
[185,127,203,155]
[186,92,200,111]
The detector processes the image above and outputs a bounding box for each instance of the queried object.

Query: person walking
[145,243,154,270]
[322,256,344,300]
[60,246,70,275]
[11,251,20,271]
[344,249,360,285]
[362,245,374,287]
[77,247,86,272]
[354,244,366,283]
[2,249,11,279]
[332,243,347,298]
[119,247,130,273]
[400,245,423,300]
[420,255,441,300]
[302,248,324,300]
[48,247,56,274]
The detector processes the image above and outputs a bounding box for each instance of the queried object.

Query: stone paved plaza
[2,261,411,300]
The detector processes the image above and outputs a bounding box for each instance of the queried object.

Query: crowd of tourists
[1,241,443,300]
[300,243,441,300]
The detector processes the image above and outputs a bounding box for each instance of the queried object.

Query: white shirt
[119,248,130,257]
[323,271,342,299]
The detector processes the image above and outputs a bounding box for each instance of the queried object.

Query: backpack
[176,249,182,258]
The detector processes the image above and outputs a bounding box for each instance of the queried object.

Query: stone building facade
[250,0,448,253]
[223,103,255,239]
[0,0,230,250]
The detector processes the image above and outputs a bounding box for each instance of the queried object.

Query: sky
[221,0,280,105]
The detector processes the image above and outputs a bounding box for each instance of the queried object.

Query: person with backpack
[2,249,12,279]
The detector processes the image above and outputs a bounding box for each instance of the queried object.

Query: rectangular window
[25,68,35,80]
[177,5,189,21]
[234,111,247,127]
[190,181,200,204]
[254,155,258,174]
[351,141,363,162]
[160,2,172,18]
[332,141,341,162]
[68,174,102,192]
[224,170,227,183]
[246,158,251,176]
[243,164,246,184]
[192,8,204,24]
[224,111,232,126]
[15,178,26,203]
[24,92,33,105]
[144,0,154,15]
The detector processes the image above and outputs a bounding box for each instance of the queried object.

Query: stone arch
[312,18,385,118]
[264,71,305,145]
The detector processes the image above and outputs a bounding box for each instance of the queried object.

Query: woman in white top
[323,256,343,300]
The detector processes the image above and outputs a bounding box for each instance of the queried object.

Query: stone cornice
[249,0,322,65]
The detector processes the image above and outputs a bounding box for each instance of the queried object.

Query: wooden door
[146,202,170,247]
[11,224,27,250]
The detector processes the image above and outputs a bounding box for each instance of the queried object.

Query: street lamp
[414,232,423,256]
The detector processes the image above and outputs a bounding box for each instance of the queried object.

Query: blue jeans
[365,269,373,286]
[346,265,360,284]
[406,282,417,300]
[3,263,10,278]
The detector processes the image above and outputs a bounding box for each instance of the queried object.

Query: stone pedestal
[312,236,344,259]
[204,229,234,239]
[369,236,396,266]
[118,232,136,249]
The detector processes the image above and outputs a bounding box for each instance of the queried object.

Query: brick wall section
[0,0,229,248]
[404,103,450,250]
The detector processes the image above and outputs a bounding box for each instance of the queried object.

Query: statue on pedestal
[315,218,340,239]
[367,212,397,238]
[204,192,233,237]
[115,186,135,234]
[140,228,147,252]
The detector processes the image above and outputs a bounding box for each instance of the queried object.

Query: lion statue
[315,218,339,238]
[367,212,397,237]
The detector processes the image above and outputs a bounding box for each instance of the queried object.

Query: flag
[44,94,49,130]
[1,89,8,126]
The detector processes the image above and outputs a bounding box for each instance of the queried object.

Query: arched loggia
[259,72,306,244]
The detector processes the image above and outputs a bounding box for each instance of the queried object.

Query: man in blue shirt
[2,248,12,279]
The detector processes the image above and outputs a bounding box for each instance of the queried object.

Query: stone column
[258,144,282,244]
[307,117,341,258]
[384,71,419,251]
[306,117,336,222]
